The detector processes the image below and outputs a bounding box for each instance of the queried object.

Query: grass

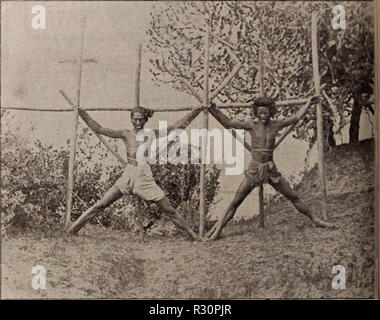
[1,139,375,299]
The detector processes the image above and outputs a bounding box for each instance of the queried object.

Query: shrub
[1,120,220,236]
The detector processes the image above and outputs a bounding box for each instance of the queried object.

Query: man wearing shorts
[207,96,334,240]
[67,105,202,241]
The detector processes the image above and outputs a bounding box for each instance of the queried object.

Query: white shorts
[115,163,165,202]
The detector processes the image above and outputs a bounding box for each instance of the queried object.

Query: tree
[147,1,374,147]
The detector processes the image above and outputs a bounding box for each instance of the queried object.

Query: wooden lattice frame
[2,11,328,239]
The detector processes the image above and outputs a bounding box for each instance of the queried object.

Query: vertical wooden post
[65,17,86,227]
[135,43,145,243]
[258,51,265,228]
[135,43,142,107]
[311,12,328,220]
[259,51,264,94]
[199,14,210,237]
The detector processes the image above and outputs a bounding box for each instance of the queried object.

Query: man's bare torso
[121,130,151,163]
[248,120,281,163]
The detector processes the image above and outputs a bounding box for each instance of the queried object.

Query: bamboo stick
[199,17,210,237]
[258,51,265,228]
[1,106,74,112]
[72,191,106,230]
[274,121,299,149]
[1,98,310,113]
[311,12,328,220]
[209,46,242,100]
[65,17,86,228]
[59,90,127,166]
[135,43,142,107]
[209,61,242,100]
[181,78,203,103]
[134,43,146,243]
[216,98,309,109]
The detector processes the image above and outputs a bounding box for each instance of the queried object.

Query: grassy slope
[1,139,375,299]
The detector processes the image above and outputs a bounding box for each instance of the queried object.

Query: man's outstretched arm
[209,102,252,130]
[155,106,203,136]
[78,109,126,139]
[276,96,319,129]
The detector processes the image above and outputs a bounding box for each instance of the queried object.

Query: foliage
[1,115,220,236]
[1,130,68,233]
[147,1,374,146]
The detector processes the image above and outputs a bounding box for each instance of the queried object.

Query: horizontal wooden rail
[1,97,309,113]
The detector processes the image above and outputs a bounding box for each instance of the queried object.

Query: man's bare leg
[269,178,335,228]
[208,176,256,240]
[67,185,123,234]
[156,196,200,241]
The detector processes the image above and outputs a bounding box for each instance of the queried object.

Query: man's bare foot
[312,217,337,229]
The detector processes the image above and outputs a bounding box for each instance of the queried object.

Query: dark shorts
[244,160,282,186]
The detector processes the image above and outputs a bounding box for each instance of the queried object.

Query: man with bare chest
[207,96,334,240]
[67,106,203,240]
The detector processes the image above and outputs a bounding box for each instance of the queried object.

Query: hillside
[1,139,376,299]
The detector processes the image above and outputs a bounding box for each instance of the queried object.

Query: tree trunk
[323,114,336,152]
[349,93,362,143]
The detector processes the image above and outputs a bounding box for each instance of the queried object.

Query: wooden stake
[59,90,127,166]
[274,120,301,149]
[199,16,210,237]
[135,43,142,107]
[258,50,265,228]
[2,98,311,113]
[134,43,146,243]
[65,17,86,228]
[311,12,328,220]
[259,51,264,95]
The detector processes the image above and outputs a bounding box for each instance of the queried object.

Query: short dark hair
[252,96,276,117]
[131,106,154,120]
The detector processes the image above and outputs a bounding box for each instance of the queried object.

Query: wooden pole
[258,51,265,228]
[135,43,142,107]
[259,51,264,95]
[199,16,210,237]
[311,12,328,220]
[2,98,310,113]
[65,17,86,227]
[274,120,302,149]
[216,99,309,109]
[134,43,145,243]
[59,90,127,166]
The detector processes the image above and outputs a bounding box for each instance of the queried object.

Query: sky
[1,1,374,219]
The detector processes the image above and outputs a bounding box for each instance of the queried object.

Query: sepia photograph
[1,1,378,301]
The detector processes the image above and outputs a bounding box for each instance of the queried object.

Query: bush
[1,119,221,236]
[1,132,68,233]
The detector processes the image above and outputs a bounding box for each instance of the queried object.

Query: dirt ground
[1,191,375,299]
[1,140,376,299]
